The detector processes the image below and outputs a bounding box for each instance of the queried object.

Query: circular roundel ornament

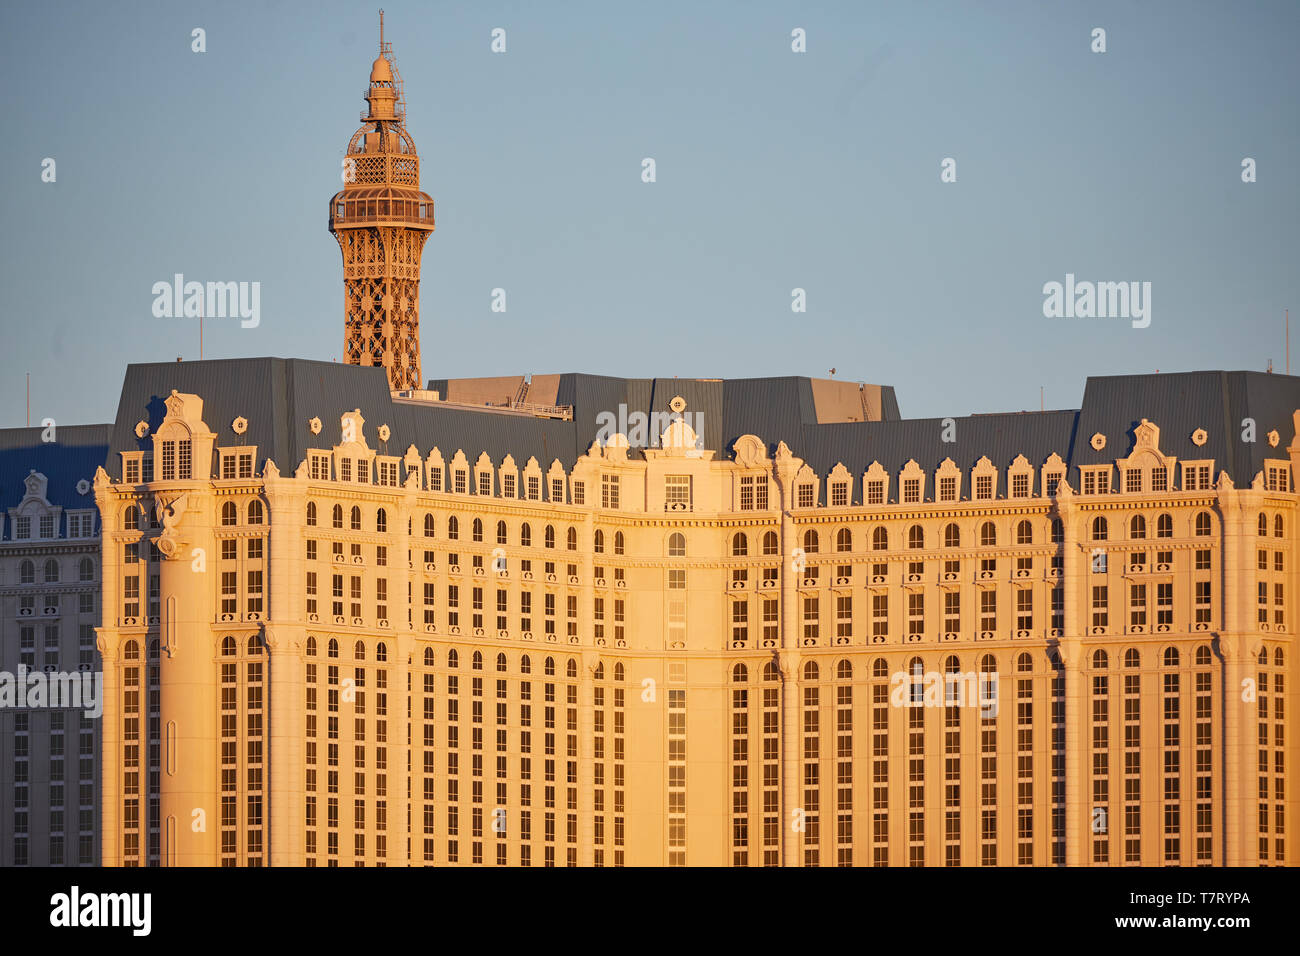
[1090,432,1105,451]
[669,396,687,414]
[1191,428,1208,447]
[76,479,90,495]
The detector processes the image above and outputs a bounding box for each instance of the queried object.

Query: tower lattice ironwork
[329,13,434,391]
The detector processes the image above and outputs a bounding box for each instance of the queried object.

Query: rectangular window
[600,476,619,509]
[901,479,919,504]
[867,480,885,505]
[665,476,691,510]
[1011,473,1029,498]
[975,475,993,500]
[938,476,957,501]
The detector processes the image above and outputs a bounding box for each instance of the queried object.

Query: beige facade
[91,401,1298,866]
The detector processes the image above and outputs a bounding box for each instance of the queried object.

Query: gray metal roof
[30,359,1296,507]
[0,423,113,513]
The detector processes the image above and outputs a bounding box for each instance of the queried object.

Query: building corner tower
[329,14,434,392]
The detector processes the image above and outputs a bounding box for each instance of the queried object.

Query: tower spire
[329,15,435,391]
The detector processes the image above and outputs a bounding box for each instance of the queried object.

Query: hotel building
[3,25,1298,868]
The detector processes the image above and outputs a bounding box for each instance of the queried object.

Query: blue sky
[1,0,1297,428]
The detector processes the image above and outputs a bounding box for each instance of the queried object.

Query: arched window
[497,521,508,545]
[594,662,605,681]
[496,652,507,672]
[448,515,459,540]
[472,518,484,542]
[836,528,852,552]
[872,658,889,679]
[472,650,483,669]
[355,641,366,660]
[594,529,605,553]
[1195,645,1211,667]
[763,660,780,681]
[733,663,748,682]
[614,531,625,555]
[1259,513,1269,536]
[44,559,59,582]
[424,513,435,537]
[980,653,997,674]
[520,523,532,548]
[306,501,317,526]
[980,521,997,547]
[1163,647,1179,667]
[122,505,138,530]
[247,499,264,524]
[349,506,361,531]
[1016,520,1033,545]
[544,656,556,676]
[218,637,234,657]
[731,532,748,557]
[944,523,960,548]
[872,527,888,551]
[762,531,778,555]
[1124,648,1139,668]
[332,504,343,529]
[908,525,924,549]
[521,655,532,675]
[1091,516,1108,541]
[1130,514,1146,539]
[447,648,458,668]
[221,501,237,526]
[613,660,623,682]
[1275,515,1285,538]
[1051,518,1064,544]
[1014,652,1030,673]
[837,659,852,680]
[1194,512,1212,536]
[1275,647,1284,667]
[544,525,555,549]
[567,659,578,679]
[804,661,819,680]
[1156,513,1173,538]
[567,527,578,551]
[803,530,819,553]
[376,508,387,534]
[19,560,34,584]
[376,642,387,662]
[246,635,260,654]
[307,636,317,656]
[328,638,339,658]
[150,505,160,529]
[1092,649,1108,669]
[79,558,94,581]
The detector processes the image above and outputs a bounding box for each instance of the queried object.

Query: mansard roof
[0,423,113,514]
[67,357,1300,503]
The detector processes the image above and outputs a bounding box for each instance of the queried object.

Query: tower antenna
[380,9,384,49]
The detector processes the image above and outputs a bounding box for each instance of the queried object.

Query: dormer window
[1182,462,1212,491]
[1044,471,1063,496]
[357,459,370,483]
[454,470,467,494]
[159,439,192,480]
[503,474,516,498]
[1266,462,1290,492]
[1081,468,1110,495]
[866,480,885,505]
[15,516,30,539]
[309,452,330,481]
[974,475,993,500]
[797,484,815,509]
[901,479,919,504]
[1011,473,1030,498]
[39,515,55,538]
[829,481,848,507]
[1124,469,1142,494]
[937,475,957,502]
[339,458,352,482]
